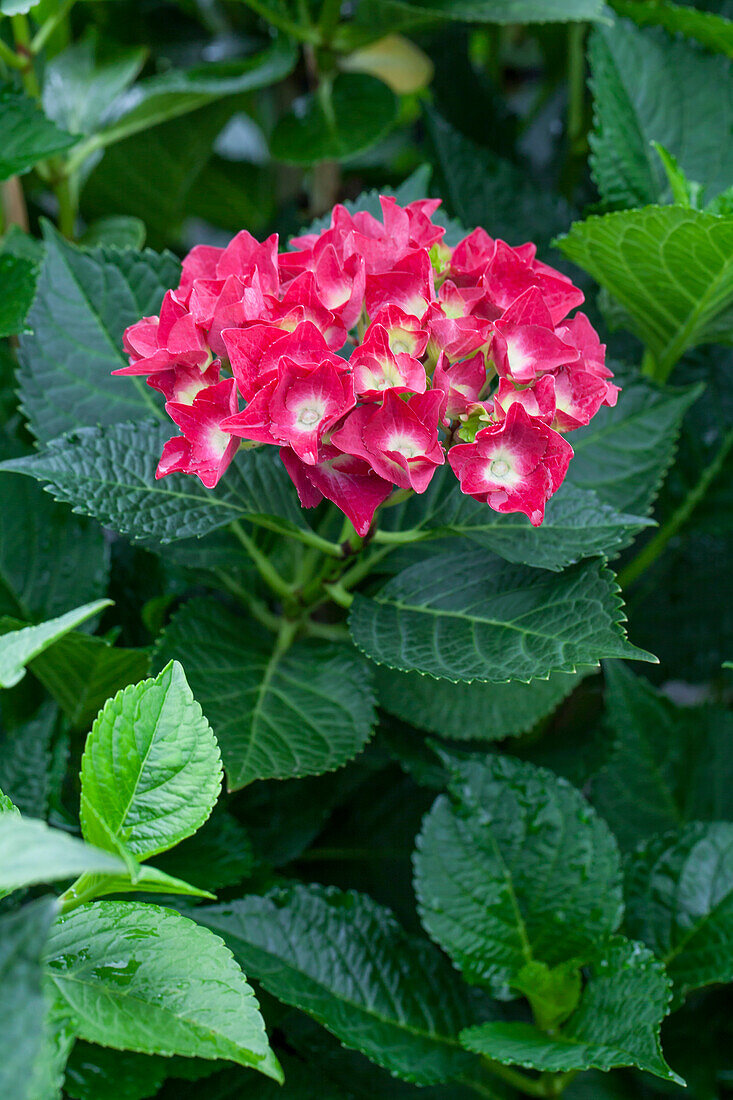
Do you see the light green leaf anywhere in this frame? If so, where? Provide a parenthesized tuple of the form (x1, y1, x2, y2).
(154, 599, 376, 789)
(0, 249, 38, 339)
(0, 422, 311, 545)
(194, 883, 478, 1085)
(350, 549, 653, 683)
(42, 38, 146, 136)
(16, 226, 180, 442)
(414, 752, 623, 997)
(271, 73, 398, 165)
(610, 1, 733, 61)
(556, 207, 733, 378)
(376, 665, 589, 740)
(79, 215, 146, 250)
(0, 83, 77, 181)
(591, 663, 733, 850)
(63, 861, 214, 905)
(44, 901, 281, 1080)
(625, 822, 733, 1005)
(0, 788, 17, 814)
(378, 0, 604, 23)
(80, 661, 222, 860)
(0, 816, 132, 896)
(461, 938, 681, 1083)
(589, 18, 733, 208)
(29, 996, 76, 1100)
(0, 599, 110, 689)
(566, 377, 702, 514)
(0, 897, 60, 1100)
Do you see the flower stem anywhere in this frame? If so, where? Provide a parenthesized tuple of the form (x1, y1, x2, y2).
(230, 520, 295, 600)
(480, 1058, 549, 1098)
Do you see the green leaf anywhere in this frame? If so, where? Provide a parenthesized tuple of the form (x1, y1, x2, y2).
(376, 0, 604, 23)
(0, 599, 111, 689)
(194, 883, 478, 1085)
(591, 663, 733, 851)
(461, 937, 681, 1083)
(610, 0, 733, 57)
(28, 632, 149, 732)
(589, 18, 733, 208)
(44, 901, 282, 1080)
(0, 788, 17, 814)
(376, 665, 589, 740)
(154, 599, 376, 789)
(155, 812, 254, 894)
(63, 861, 215, 905)
(79, 216, 147, 250)
(16, 226, 180, 443)
(566, 377, 702, 515)
(80, 661, 222, 860)
(271, 73, 398, 165)
(0, 83, 77, 181)
(0, 422, 310, 545)
(350, 549, 653, 683)
(93, 39, 298, 150)
(0, 471, 109, 623)
(414, 752, 623, 997)
(29, 996, 76, 1100)
(0, 816, 133, 896)
(0, 702, 56, 817)
(0, 897, 61, 1100)
(0, 249, 38, 339)
(64, 1044, 171, 1100)
(556, 207, 733, 378)
(625, 822, 733, 1005)
(42, 38, 147, 136)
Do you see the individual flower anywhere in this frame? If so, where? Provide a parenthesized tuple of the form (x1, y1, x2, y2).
(158, 376, 240, 489)
(350, 324, 426, 399)
(433, 351, 488, 421)
(448, 402, 573, 526)
(491, 287, 579, 384)
(117, 292, 211, 376)
(492, 375, 556, 425)
(365, 249, 435, 319)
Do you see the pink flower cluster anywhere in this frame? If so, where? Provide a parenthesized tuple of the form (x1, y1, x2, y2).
(117, 197, 618, 535)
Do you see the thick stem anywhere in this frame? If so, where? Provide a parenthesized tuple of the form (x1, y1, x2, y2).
(230, 520, 295, 600)
(54, 173, 76, 238)
(2, 176, 29, 232)
(318, 0, 343, 42)
(480, 1058, 549, 1098)
(10, 14, 40, 97)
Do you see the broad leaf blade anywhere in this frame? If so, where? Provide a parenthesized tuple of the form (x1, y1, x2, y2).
(0, 84, 77, 180)
(610, 1, 733, 58)
(0, 250, 38, 339)
(383, 0, 604, 23)
(350, 549, 653, 683)
(80, 661, 222, 860)
(45, 901, 281, 1080)
(0, 702, 56, 817)
(194, 883, 478, 1085)
(0, 599, 111, 689)
(154, 599, 376, 789)
(0, 816, 131, 895)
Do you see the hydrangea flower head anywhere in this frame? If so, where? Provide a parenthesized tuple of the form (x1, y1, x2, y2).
(118, 196, 618, 532)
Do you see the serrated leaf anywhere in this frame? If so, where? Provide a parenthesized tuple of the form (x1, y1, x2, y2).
(0, 250, 38, 339)
(350, 549, 653, 683)
(17, 227, 180, 442)
(414, 752, 623, 997)
(80, 661, 222, 860)
(0, 422, 310, 545)
(376, 665, 589, 740)
(0, 788, 17, 815)
(0, 897, 60, 1100)
(0, 816, 133, 896)
(460, 937, 680, 1083)
(0, 599, 111, 689)
(380, 0, 604, 23)
(156, 812, 254, 893)
(625, 822, 733, 1005)
(194, 883, 478, 1085)
(28, 632, 149, 732)
(271, 73, 398, 165)
(566, 377, 702, 514)
(44, 901, 281, 1080)
(0, 471, 109, 623)
(0, 83, 77, 181)
(589, 17, 733, 208)
(557, 207, 733, 378)
(154, 599, 376, 789)
(80, 216, 147, 250)
(610, 1, 733, 58)
(0, 702, 56, 817)
(591, 663, 733, 851)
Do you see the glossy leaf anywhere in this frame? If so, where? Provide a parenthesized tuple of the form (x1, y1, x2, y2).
(194, 883, 478, 1085)
(44, 901, 282, 1080)
(350, 549, 653, 683)
(461, 938, 680, 1083)
(0, 703, 56, 817)
(0, 250, 38, 339)
(80, 661, 222, 860)
(414, 752, 623, 997)
(0, 815, 132, 895)
(0, 599, 110, 689)
(384, 0, 604, 22)
(0, 83, 77, 181)
(610, 1, 733, 58)
(154, 599, 376, 789)
(42, 39, 146, 136)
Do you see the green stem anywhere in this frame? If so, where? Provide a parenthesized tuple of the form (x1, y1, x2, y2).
(10, 13, 40, 97)
(373, 526, 428, 546)
(248, 514, 342, 557)
(480, 1058, 549, 1099)
(618, 426, 733, 589)
(323, 580, 354, 608)
(238, 0, 321, 42)
(54, 173, 76, 238)
(214, 569, 281, 632)
(30, 0, 76, 54)
(58, 871, 104, 914)
(541, 1070, 579, 1096)
(318, 0, 343, 42)
(0, 35, 25, 70)
(566, 23, 586, 155)
(230, 521, 295, 600)
(459, 1077, 506, 1100)
(304, 620, 351, 642)
(338, 543, 395, 589)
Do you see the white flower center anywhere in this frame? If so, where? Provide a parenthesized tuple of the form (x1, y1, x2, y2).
(388, 434, 419, 458)
(296, 404, 324, 428)
(391, 338, 409, 355)
(490, 458, 510, 478)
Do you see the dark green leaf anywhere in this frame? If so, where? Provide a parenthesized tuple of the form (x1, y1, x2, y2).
(350, 549, 653, 683)
(0, 599, 111, 689)
(17, 226, 180, 442)
(625, 822, 733, 1004)
(0, 422, 310, 545)
(271, 73, 398, 165)
(591, 663, 733, 851)
(45, 901, 282, 1079)
(154, 599, 376, 789)
(610, 1, 733, 57)
(414, 752, 623, 996)
(80, 661, 222, 860)
(0, 83, 77, 181)
(194, 883, 478, 1085)
(156, 812, 254, 894)
(64, 1043, 169, 1100)
(0, 249, 38, 339)
(461, 937, 680, 1083)
(0, 702, 56, 817)
(379, 0, 604, 22)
